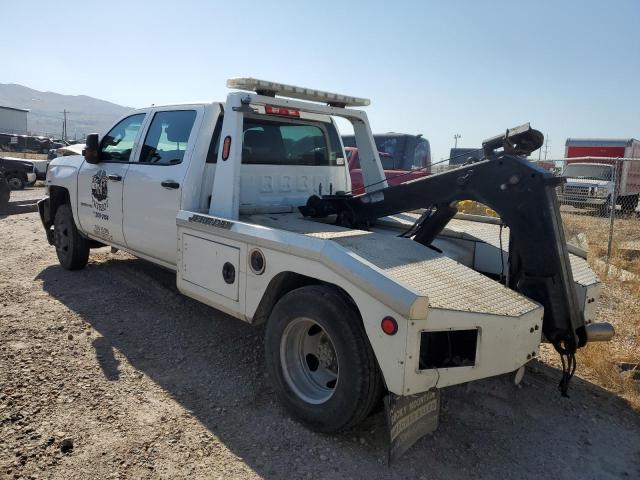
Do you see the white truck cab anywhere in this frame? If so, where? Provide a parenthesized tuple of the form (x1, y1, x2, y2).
(38, 78, 612, 454)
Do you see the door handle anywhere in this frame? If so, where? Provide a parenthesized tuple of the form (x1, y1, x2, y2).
(161, 180, 180, 189)
(107, 174, 122, 181)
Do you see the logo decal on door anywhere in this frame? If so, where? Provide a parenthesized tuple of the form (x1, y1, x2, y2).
(91, 169, 109, 212)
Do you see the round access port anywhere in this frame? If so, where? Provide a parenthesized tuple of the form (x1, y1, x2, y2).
(249, 249, 266, 275)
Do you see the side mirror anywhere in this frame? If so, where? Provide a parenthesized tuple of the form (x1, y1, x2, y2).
(83, 133, 100, 164)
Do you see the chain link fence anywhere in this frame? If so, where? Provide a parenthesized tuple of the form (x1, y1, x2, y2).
(535, 158, 640, 277)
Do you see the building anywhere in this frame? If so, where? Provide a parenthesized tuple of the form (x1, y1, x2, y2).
(0, 105, 29, 134)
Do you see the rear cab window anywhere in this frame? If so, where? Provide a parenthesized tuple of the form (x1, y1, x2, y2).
(241, 115, 344, 166)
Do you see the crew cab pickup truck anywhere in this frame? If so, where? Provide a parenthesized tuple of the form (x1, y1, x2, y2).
(38, 78, 612, 452)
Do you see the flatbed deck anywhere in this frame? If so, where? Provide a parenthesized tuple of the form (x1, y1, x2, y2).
(378, 212, 598, 288)
(242, 212, 539, 317)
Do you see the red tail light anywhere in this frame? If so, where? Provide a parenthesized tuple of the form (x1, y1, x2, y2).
(222, 136, 231, 160)
(381, 316, 398, 336)
(265, 105, 300, 118)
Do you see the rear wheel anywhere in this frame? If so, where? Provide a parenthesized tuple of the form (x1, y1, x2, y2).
(54, 203, 89, 270)
(265, 285, 382, 433)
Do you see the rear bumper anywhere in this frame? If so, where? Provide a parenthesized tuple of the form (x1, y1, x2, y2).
(558, 195, 607, 207)
(37, 197, 54, 245)
(402, 306, 543, 395)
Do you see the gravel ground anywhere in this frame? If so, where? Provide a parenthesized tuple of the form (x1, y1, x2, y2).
(1, 187, 639, 480)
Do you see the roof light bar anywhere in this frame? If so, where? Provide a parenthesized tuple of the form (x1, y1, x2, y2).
(226, 77, 370, 108)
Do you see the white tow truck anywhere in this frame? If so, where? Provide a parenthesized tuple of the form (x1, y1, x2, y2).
(38, 78, 613, 456)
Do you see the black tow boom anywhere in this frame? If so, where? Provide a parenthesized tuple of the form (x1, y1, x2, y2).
(301, 124, 587, 371)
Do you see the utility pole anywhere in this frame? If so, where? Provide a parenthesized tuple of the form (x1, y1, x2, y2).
(543, 135, 550, 161)
(61, 109, 68, 142)
(538, 133, 544, 161)
(453, 133, 461, 149)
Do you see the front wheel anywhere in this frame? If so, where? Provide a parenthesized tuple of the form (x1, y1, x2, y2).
(265, 285, 382, 433)
(596, 196, 611, 217)
(621, 194, 639, 214)
(6, 174, 25, 190)
(54, 203, 90, 270)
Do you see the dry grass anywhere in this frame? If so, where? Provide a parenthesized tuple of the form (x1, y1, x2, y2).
(562, 209, 640, 408)
(458, 202, 640, 406)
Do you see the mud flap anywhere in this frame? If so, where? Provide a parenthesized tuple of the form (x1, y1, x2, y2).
(385, 389, 440, 463)
(37, 198, 54, 245)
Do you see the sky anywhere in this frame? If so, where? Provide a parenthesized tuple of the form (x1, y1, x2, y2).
(2, 0, 639, 161)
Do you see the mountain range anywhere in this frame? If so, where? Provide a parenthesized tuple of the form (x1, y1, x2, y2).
(0, 83, 131, 140)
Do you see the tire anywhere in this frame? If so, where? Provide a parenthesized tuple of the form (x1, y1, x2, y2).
(265, 285, 382, 433)
(596, 196, 611, 217)
(621, 194, 639, 214)
(53, 203, 90, 270)
(6, 174, 25, 190)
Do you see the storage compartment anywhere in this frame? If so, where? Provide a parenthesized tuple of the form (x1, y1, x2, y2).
(419, 329, 478, 369)
(181, 234, 240, 300)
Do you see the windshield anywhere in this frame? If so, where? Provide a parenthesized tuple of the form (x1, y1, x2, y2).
(563, 164, 612, 180)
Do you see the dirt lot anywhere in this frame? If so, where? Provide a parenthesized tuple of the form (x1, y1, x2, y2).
(1, 187, 640, 480)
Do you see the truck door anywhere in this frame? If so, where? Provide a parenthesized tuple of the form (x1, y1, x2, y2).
(122, 107, 201, 266)
(77, 113, 147, 246)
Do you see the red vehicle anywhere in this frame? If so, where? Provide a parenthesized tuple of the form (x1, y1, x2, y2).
(345, 147, 428, 195)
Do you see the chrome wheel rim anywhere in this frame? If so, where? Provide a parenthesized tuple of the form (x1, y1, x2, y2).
(280, 317, 338, 404)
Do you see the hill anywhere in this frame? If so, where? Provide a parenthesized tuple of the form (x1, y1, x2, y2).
(0, 83, 132, 140)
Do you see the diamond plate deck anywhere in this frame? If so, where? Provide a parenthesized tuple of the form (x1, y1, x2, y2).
(382, 213, 598, 287)
(244, 213, 539, 317)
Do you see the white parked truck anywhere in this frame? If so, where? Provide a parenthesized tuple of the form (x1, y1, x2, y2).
(559, 139, 640, 214)
(558, 158, 640, 214)
(38, 78, 613, 453)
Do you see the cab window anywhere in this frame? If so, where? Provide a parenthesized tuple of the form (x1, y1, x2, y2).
(242, 117, 333, 166)
(100, 114, 146, 162)
(413, 138, 430, 168)
(139, 110, 197, 165)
